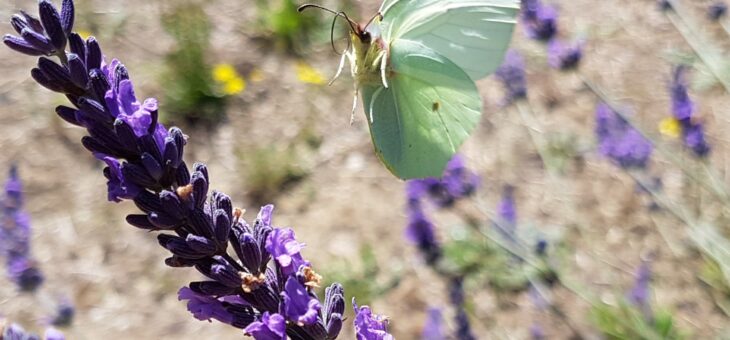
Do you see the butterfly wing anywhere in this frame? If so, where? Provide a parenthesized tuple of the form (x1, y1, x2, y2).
(361, 39, 481, 179)
(381, 0, 519, 81)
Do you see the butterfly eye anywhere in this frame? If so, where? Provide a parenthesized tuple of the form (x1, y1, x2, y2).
(360, 31, 372, 44)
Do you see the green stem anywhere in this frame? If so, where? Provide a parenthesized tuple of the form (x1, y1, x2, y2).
(664, 0, 730, 93)
(515, 100, 555, 175)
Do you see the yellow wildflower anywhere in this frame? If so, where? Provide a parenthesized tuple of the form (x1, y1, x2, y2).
(295, 61, 326, 85)
(223, 76, 246, 95)
(659, 117, 681, 138)
(213, 64, 239, 83)
(212, 64, 246, 95)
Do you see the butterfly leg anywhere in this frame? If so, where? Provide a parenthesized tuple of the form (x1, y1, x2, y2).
(328, 52, 347, 86)
(350, 87, 359, 125)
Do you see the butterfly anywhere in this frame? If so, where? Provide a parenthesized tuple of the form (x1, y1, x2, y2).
(300, 0, 519, 179)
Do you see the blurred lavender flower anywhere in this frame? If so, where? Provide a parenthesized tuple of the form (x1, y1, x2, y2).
(244, 312, 287, 340)
(658, 0, 672, 11)
(520, 0, 558, 41)
(709, 2, 728, 21)
(495, 50, 528, 104)
(50, 300, 75, 327)
(1, 166, 44, 291)
(2, 323, 39, 340)
(404, 192, 441, 265)
(0, 322, 64, 340)
(530, 323, 545, 340)
(421, 307, 444, 340)
(595, 103, 653, 169)
(669, 66, 711, 157)
(407, 155, 479, 209)
(353, 299, 394, 340)
(3, 1, 364, 338)
(496, 185, 517, 241)
(44, 328, 65, 340)
(628, 262, 653, 321)
(547, 39, 583, 70)
(449, 277, 475, 340)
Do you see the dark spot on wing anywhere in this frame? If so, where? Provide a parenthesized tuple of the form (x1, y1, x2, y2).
(432, 101, 440, 111)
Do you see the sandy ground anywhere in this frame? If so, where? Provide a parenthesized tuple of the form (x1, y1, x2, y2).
(1, 0, 730, 338)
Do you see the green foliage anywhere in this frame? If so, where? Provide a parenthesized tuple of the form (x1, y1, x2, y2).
(322, 246, 401, 305)
(441, 227, 548, 292)
(243, 145, 309, 206)
(544, 132, 584, 174)
(160, 1, 226, 126)
(699, 256, 730, 316)
(592, 300, 685, 340)
(254, 0, 322, 53)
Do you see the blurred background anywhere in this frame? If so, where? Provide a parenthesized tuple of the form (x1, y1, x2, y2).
(2, 0, 730, 338)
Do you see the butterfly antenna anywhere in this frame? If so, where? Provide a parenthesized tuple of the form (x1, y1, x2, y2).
(363, 12, 383, 30)
(298, 4, 358, 33)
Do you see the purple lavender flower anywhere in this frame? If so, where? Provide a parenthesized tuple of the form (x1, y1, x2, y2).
(353, 299, 394, 340)
(407, 155, 479, 209)
(280, 276, 321, 326)
(4, 1, 351, 338)
(178, 286, 238, 326)
(497, 185, 517, 240)
(658, 0, 672, 11)
(709, 2, 728, 21)
(266, 227, 310, 277)
(50, 299, 75, 327)
(669, 66, 711, 157)
(495, 50, 527, 104)
(2, 323, 39, 340)
(547, 39, 583, 70)
(595, 104, 653, 169)
(322, 283, 345, 338)
(421, 307, 444, 340)
(449, 277, 476, 340)
(244, 312, 287, 340)
(44, 328, 65, 340)
(628, 262, 653, 322)
(670, 66, 695, 121)
(2, 0, 73, 57)
(404, 196, 440, 265)
(1, 166, 44, 291)
(521, 0, 558, 41)
(530, 323, 545, 340)
(629, 263, 651, 308)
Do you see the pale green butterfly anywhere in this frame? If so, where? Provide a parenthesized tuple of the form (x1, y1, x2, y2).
(300, 0, 519, 179)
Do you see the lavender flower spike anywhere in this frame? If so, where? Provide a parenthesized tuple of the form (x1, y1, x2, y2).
(5, 0, 354, 338)
(421, 308, 444, 340)
(407, 154, 479, 209)
(1, 166, 44, 291)
(709, 2, 728, 21)
(668, 66, 711, 157)
(595, 103, 653, 169)
(495, 50, 528, 104)
(520, 0, 558, 41)
(3, 0, 74, 57)
(404, 190, 440, 265)
(547, 39, 583, 71)
(353, 299, 394, 340)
